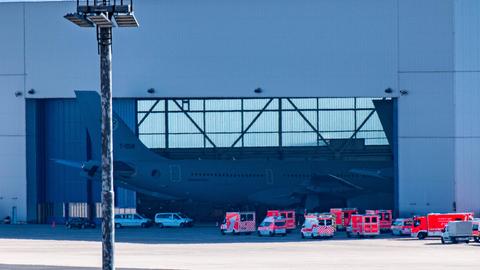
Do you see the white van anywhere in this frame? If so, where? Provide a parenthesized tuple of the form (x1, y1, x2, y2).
(154, 212, 194, 228)
(114, 213, 152, 228)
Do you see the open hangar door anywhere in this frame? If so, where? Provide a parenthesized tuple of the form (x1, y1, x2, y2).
(134, 97, 396, 221)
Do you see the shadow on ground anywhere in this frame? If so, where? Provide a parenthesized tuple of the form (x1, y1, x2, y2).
(0, 224, 417, 245)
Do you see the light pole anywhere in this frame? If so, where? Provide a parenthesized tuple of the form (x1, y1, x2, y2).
(64, 1, 138, 269)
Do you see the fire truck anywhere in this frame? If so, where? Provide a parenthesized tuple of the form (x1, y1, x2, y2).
(301, 213, 335, 239)
(411, 212, 473, 239)
(346, 214, 380, 238)
(330, 208, 358, 231)
(266, 210, 296, 230)
(220, 212, 256, 235)
(257, 216, 287, 237)
(366, 210, 392, 232)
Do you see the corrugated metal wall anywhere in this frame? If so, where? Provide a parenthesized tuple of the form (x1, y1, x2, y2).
(28, 98, 137, 223)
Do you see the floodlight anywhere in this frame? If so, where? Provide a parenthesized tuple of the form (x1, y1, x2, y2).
(114, 13, 139, 27)
(64, 13, 94, 27)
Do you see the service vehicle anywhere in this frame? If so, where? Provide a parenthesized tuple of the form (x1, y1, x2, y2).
(266, 210, 296, 230)
(411, 212, 473, 239)
(154, 212, 194, 228)
(346, 214, 380, 238)
(301, 213, 335, 239)
(220, 211, 256, 235)
(330, 208, 358, 230)
(65, 217, 96, 229)
(257, 216, 287, 237)
(472, 219, 480, 242)
(366, 209, 392, 232)
(391, 218, 413, 236)
(114, 213, 152, 228)
(440, 221, 473, 244)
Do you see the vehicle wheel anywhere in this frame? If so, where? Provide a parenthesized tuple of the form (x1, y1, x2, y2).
(451, 237, 457, 244)
(115, 223, 121, 229)
(269, 231, 274, 237)
(157, 223, 164, 228)
(465, 240, 470, 244)
(220, 229, 225, 235)
(258, 231, 262, 237)
(179, 223, 185, 228)
(141, 223, 147, 228)
(301, 232, 305, 239)
(474, 237, 480, 243)
(246, 232, 252, 235)
(346, 232, 351, 238)
(66, 224, 71, 229)
(417, 232, 427, 240)
(441, 237, 445, 244)
(81, 224, 86, 229)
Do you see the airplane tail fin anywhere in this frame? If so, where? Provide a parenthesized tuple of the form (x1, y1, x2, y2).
(75, 91, 167, 161)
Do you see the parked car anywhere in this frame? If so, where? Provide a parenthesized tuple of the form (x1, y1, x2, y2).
(391, 218, 413, 236)
(114, 213, 152, 228)
(154, 212, 194, 228)
(66, 217, 96, 229)
(257, 216, 287, 237)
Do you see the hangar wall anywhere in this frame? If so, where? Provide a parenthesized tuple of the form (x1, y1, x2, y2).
(0, 0, 479, 221)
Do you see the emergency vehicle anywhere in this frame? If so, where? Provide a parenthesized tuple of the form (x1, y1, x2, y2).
(472, 218, 480, 242)
(266, 210, 296, 230)
(330, 208, 358, 230)
(220, 212, 256, 235)
(346, 214, 380, 238)
(301, 213, 335, 239)
(366, 209, 392, 232)
(391, 218, 413, 236)
(411, 212, 473, 239)
(257, 216, 287, 237)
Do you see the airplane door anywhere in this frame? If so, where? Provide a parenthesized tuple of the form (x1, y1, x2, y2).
(170, 165, 181, 182)
(266, 169, 274, 185)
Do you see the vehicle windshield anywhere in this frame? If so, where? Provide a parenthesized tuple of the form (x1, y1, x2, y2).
(413, 219, 421, 227)
(275, 222, 286, 226)
(393, 220, 403, 226)
(260, 221, 272, 227)
(177, 213, 188, 218)
(473, 224, 479, 231)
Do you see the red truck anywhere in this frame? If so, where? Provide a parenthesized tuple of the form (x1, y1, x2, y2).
(266, 210, 296, 230)
(366, 209, 392, 232)
(346, 214, 380, 238)
(330, 208, 358, 231)
(411, 213, 473, 239)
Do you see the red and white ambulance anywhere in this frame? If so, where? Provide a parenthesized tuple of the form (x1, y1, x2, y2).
(266, 210, 296, 230)
(366, 209, 392, 232)
(220, 211, 256, 235)
(330, 208, 358, 231)
(346, 214, 380, 238)
(301, 213, 335, 239)
(391, 218, 413, 236)
(472, 218, 480, 242)
(257, 216, 287, 237)
(411, 212, 473, 239)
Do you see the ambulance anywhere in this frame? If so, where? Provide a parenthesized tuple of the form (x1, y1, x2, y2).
(346, 214, 380, 238)
(266, 210, 296, 230)
(390, 218, 413, 236)
(330, 208, 358, 231)
(220, 211, 256, 235)
(411, 212, 473, 239)
(301, 213, 335, 239)
(257, 216, 287, 237)
(366, 209, 392, 232)
(472, 219, 480, 242)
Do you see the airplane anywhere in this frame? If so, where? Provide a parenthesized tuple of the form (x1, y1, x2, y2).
(56, 91, 393, 211)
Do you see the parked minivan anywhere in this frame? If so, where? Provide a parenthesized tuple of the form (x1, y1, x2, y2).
(154, 212, 194, 228)
(114, 213, 152, 228)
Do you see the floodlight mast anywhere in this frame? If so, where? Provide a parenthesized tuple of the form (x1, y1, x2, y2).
(64, 1, 138, 270)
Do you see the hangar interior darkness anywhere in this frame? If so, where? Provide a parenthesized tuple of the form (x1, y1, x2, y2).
(26, 97, 394, 223)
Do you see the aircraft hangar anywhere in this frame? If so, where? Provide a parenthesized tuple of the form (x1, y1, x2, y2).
(0, 0, 479, 223)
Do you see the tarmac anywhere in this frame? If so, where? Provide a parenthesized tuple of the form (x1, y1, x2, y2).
(0, 224, 478, 270)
